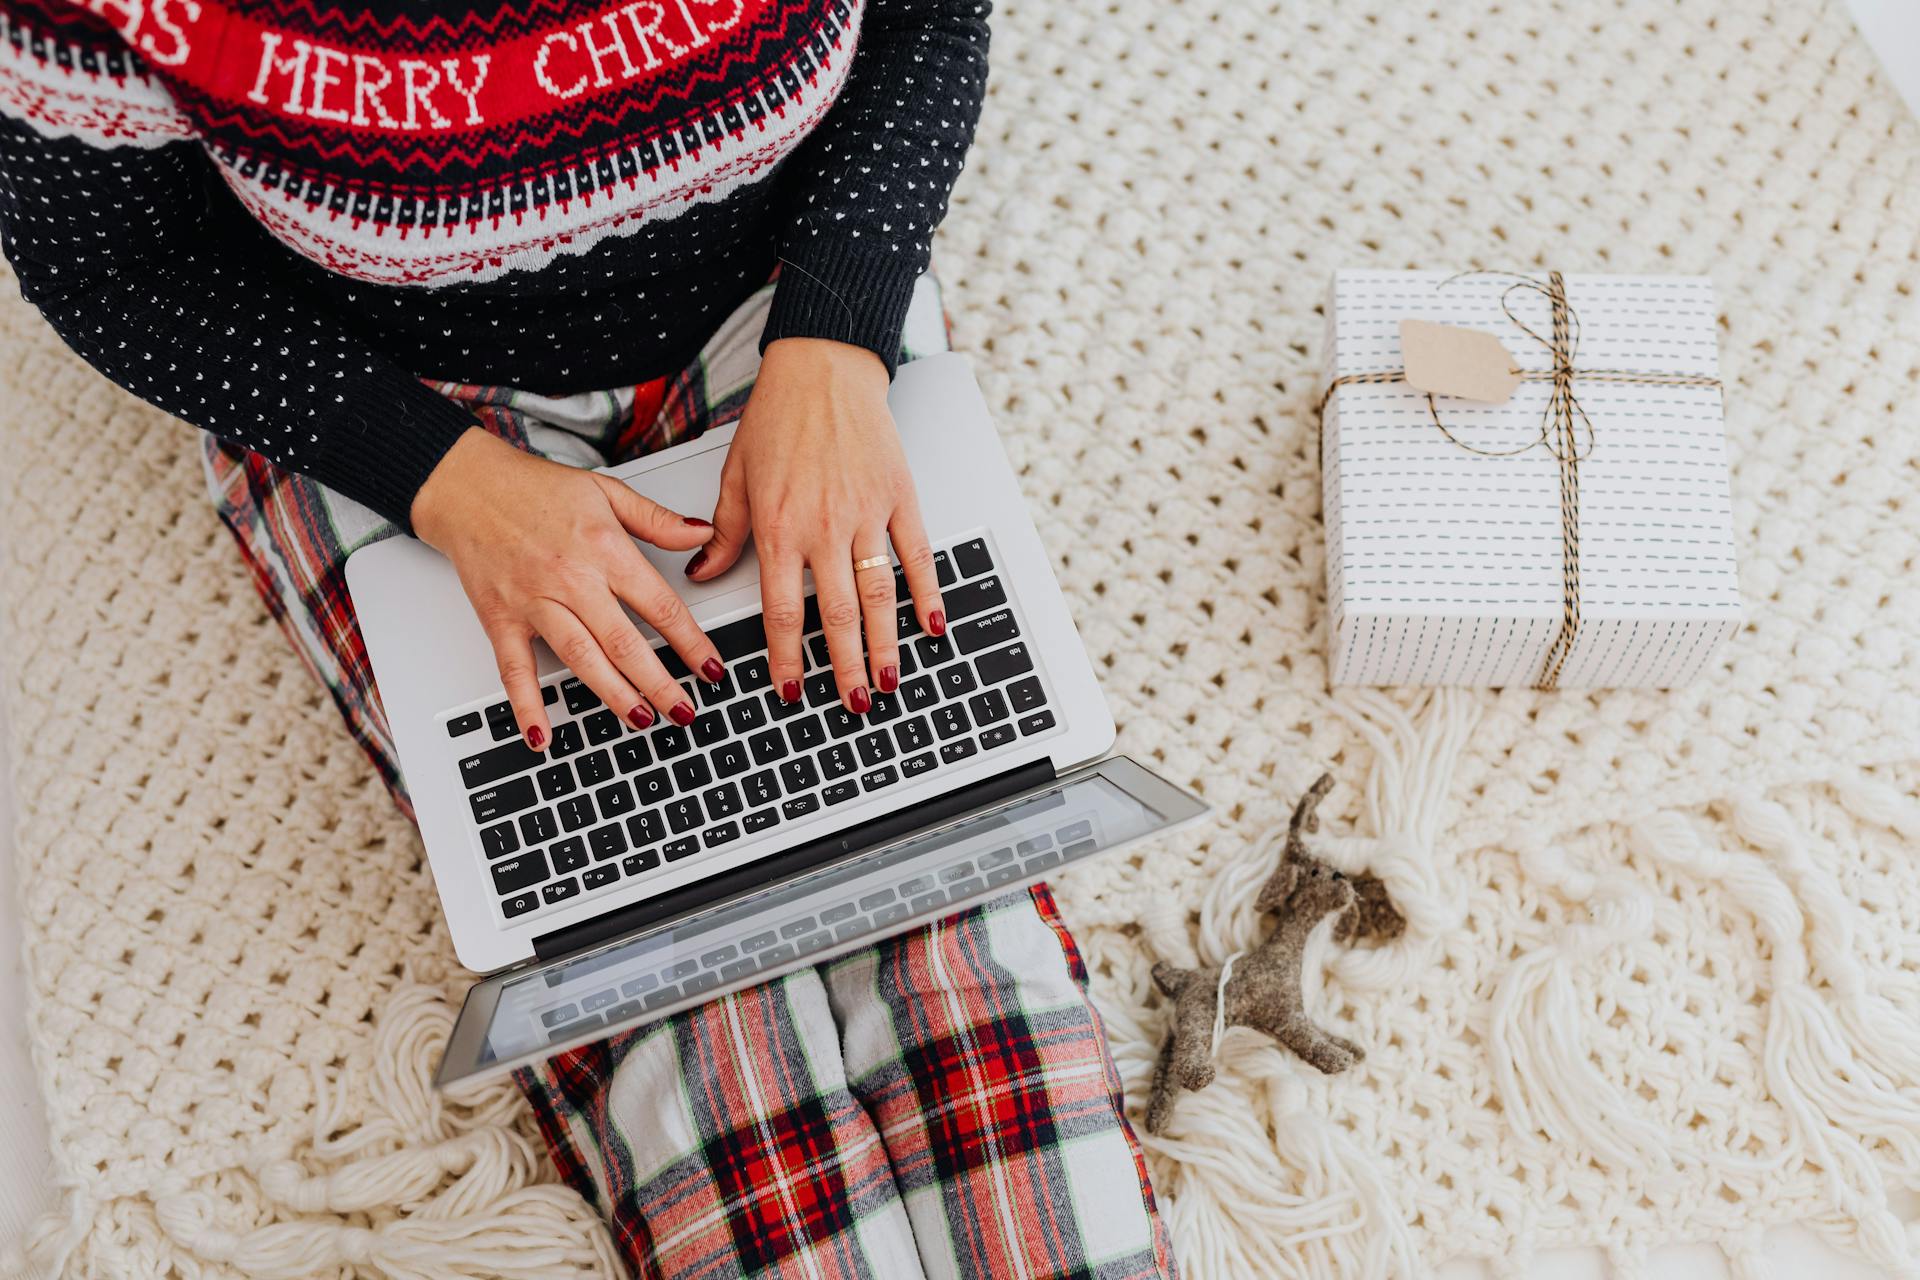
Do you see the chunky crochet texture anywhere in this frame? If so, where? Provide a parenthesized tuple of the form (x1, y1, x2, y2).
(5, 0, 1920, 1275)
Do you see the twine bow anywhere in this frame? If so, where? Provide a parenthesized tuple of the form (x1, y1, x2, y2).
(1317, 270, 1722, 690)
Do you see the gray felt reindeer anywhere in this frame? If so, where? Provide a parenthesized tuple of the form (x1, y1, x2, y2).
(1145, 773, 1405, 1134)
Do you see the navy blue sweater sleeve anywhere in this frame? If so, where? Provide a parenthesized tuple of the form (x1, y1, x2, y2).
(0, 118, 475, 531)
(761, 0, 990, 374)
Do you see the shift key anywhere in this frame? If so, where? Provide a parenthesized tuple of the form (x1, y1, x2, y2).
(942, 575, 1007, 622)
(470, 776, 538, 824)
(460, 739, 544, 788)
(955, 608, 1019, 654)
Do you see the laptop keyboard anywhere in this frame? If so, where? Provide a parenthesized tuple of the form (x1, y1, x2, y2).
(444, 534, 1057, 924)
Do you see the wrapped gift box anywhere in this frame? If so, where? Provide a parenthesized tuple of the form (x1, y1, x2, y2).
(1319, 270, 1741, 688)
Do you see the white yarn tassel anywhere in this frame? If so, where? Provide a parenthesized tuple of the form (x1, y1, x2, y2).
(3, 1182, 96, 1280)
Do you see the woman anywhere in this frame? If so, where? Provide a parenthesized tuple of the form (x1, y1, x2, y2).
(0, 0, 1177, 1274)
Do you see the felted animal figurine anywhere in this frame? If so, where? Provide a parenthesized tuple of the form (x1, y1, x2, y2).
(1145, 773, 1404, 1134)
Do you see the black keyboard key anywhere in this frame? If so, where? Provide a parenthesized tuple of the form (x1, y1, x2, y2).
(862, 766, 899, 792)
(692, 711, 728, 748)
(699, 671, 737, 707)
(940, 739, 979, 765)
(542, 878, 580, 905)
(664, 836, 699, 861)
(1007, 677, 1046, 714)
(703, 821, 741, 848)
(550, 721, 585, 758)
(823, 780, 859, 807)
(652, 725, 691, 759)
(821, 743, 857, 779)
(519, 807, 558, 845)
(665, 796, 705, 833)
(901, 751, 937, 778)
(712, 741, 751, 778)
(743, 769, 780, 808)
(934, 549, 956, 587)
(744, 808, 778, 834)
(596, 780, 637, 819)
(867, 690, 903, 724)
(953, 537, 993, 579)
(613, 738, 652, 773)
(502, 891, 539, 918)
(767, 689, 807, 721)
(898, 646, 918, 678)
(584, 709, 623, 745)
(486, 700, 513, 724)
(1018, 710, 1056, 736)
(895, 716, 933, 754)
(561, 679, 600, 715)
(553, 835, 592, 872)
(902, 675, 939, 713)
(558, 795, 596, 831)
(969, 688, 1010, 726)
(728, 698, 767, 735)
(804, 671, 838, 707)
(447, 711, 483, 738)
(788, 715, 827, 752)
(543, 684, 560, 706)
(710, 614, 768, 660)
(895, 602, 921, 640)
(943, 575, 1007, 622)
(470, 777, 538, 824)
(460, 740, 543, 789)
(656, 648, 690, 681)
(587, 825, 626, 861)
(783, 793, 821, 820)
(537, 762, 576, 800)
(622, 848, 660, 876)
(914, 635, 956, 669)
(980, 724, 1017, 751)
(576, 749, 614, 787)
(672, 755, 713, 791)
(632, 767, 672, 807)
(491, 850, 547, 894)
(807, 635, 832, 670)
(704, 782, 744, 820)
(627, 809, 666, 849)
(750, 728, 788, 766)
(932, 704, 972, 740)
(955, 610, 1019, 655)
(479, 822, 519, 858)
(824, 704, 862, 739)
(975, 642, 1034, 686)
(780, 757, 820, 794)
(856, 730, 895, 767)
(487, 700, 517, 740)
(937, 663, 978, 700)
(736, 655, 772, 693)
(583, 864, 620, 892)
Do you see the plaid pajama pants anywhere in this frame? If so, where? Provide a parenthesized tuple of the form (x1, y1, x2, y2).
(201, 275, 1177, 1280)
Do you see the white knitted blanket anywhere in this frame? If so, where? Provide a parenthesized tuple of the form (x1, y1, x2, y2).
(5, 0, 1920, 1275)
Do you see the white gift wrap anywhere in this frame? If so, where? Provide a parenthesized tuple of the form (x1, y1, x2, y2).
(1320, 270, 1741, 688)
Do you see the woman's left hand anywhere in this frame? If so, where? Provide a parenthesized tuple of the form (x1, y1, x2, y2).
(688, 337, 947, 714)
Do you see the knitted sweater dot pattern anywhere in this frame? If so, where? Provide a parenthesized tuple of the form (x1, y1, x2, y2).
(0, 0, 990, 527)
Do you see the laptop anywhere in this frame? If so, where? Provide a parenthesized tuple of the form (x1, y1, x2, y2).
(345, 353, 1209, 1088)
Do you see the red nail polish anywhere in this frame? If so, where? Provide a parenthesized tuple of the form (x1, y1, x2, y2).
(628, 704, 654, 730)
(670, 702, 696, 726)
(929, 611, 947, 637)
(683, 516, 712, 528)
(848, 686, 871, 714)
(684, 549, 708, 579)
(781, 679, 802, 703)
(879, 665, 899, 693)
(701, 657, 725, 683)
(526, 725, 546, 751)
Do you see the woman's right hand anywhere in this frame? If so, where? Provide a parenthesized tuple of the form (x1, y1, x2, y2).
(410, 428, 724, 751)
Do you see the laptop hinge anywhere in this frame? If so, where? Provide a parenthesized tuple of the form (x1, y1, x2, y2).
(531, 758, 1058, 963)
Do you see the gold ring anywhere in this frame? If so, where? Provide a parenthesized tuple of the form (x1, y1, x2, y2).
(852, 555, 893, 573)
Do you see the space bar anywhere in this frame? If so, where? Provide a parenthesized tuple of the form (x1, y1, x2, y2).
(707, 614, 769, 661)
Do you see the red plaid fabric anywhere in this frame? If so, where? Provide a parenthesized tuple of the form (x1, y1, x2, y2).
(200, 275, 1173, 1278)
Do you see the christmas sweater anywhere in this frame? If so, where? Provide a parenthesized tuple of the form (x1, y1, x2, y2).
(0, 0, 989, 526)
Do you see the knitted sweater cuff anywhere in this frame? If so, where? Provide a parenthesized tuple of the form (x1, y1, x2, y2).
(761, 252, 921, 378)
(341, 388, 479, 534)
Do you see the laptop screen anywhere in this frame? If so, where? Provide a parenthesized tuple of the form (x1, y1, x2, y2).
(437, 756, 1206, 1088)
